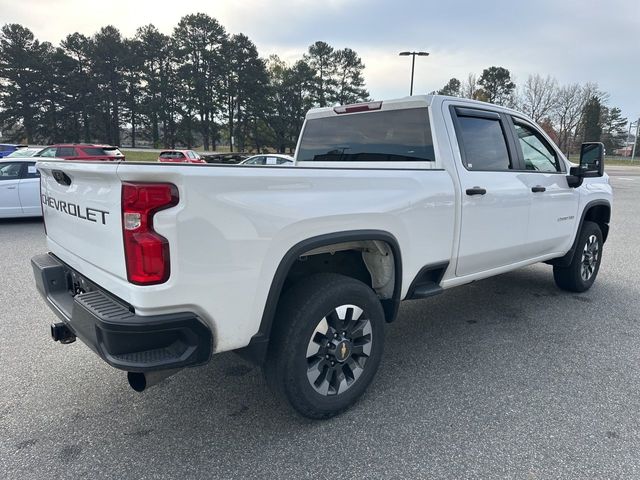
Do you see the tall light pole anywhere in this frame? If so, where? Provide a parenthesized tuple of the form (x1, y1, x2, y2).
(399, 51, 429, 96)
(632, 118, 640, 161)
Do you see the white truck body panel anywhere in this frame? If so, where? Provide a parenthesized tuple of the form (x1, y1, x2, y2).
(0, 176, 21, 216)
(39, 161, 127, 279)
(39, 162, 456, 352)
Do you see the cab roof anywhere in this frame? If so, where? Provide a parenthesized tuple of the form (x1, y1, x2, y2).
(305, 94, 523, 120)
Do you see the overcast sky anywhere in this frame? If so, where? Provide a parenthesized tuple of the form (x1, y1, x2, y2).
(1, 0, 638, 121)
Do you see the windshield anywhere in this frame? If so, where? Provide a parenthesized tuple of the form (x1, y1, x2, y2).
(297, 107, 435, 162)
(6, 148, 40, 158)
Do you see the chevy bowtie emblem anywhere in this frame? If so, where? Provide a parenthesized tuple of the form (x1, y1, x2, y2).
(340, 342, 347, 359)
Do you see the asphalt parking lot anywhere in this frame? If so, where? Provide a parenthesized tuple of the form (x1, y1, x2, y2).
(1, 167, 639, 479)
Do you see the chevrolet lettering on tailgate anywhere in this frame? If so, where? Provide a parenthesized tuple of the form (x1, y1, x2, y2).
(41, 194, 109, 225)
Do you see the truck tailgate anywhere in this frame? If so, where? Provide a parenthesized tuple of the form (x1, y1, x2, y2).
(38, 161, 127, 279)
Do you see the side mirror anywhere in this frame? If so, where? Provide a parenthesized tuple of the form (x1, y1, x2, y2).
(567, 142, 605, 188)
(578, 142, 605, 177)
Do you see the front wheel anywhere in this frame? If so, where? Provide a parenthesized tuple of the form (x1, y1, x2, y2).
(553, 221, 603, 293)
(264, 273, 385, 419)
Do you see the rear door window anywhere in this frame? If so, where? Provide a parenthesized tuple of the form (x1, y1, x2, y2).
(246, 157, 265, 165)
(57, 147, 77, 157)
(297, 107, 435, 162)
(23, 162, 40, 178)
(454, 109, 512, 171)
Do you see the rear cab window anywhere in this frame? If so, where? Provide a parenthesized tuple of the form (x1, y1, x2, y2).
(297, 107, 435, 164)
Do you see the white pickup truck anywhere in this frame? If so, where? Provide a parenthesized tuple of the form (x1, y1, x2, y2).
(32, 95, 612, 419)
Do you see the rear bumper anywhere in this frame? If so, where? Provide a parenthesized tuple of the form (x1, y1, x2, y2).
(31, 253, 212, 372)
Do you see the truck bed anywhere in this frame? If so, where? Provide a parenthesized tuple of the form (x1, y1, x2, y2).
(38, 160, 456, 352)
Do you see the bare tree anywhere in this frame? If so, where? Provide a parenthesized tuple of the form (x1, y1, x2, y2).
(553, 83, 584, 154)
(569, 82, 608, 151)
(461, 73, 478, 99)
(520, 74, 557, 123)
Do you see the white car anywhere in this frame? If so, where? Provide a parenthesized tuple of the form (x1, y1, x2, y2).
(0, 158, 41, 218)
(240, 154, 294, 166)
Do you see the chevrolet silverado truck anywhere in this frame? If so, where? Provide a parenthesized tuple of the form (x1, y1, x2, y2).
(32, 95, 612, 419)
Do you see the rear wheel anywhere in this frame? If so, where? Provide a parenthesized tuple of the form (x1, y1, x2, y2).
(553, 221, 603, 293)
(264, 273, 385, 419)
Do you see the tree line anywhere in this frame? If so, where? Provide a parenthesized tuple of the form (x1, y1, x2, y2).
(0, 14, 369, 152)
(1, 18, 633, 156)
(436, 67, 631, 155)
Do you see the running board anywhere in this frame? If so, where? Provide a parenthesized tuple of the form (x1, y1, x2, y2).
(409, 282, 443, 299)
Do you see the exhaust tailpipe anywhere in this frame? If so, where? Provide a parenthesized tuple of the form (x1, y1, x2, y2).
(127, 369, 182, 392)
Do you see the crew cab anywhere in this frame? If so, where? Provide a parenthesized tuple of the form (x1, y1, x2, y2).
(31, 95, 612, 419)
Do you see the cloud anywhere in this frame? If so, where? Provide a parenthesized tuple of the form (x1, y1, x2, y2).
(0, 0, 638, 119)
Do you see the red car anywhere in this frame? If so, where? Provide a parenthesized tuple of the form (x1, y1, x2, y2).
(35, 144, 125, 161)
(157, 150, 206, 163)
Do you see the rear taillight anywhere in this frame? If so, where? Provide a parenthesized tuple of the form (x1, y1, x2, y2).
(40, 177, 46, 234)
(121, 182, 178, 285)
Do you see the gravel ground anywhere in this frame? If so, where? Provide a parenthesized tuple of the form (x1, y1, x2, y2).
(0, 168, 638, 479)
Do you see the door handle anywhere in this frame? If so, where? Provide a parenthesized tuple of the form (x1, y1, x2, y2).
(465, 187, 487, 196)
(7, 186, 17, 190)
(531, 186, 546, 193)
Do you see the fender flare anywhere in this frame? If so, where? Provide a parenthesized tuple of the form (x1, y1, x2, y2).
(548, 199, 611, 267)
(236, 230, 403, 364)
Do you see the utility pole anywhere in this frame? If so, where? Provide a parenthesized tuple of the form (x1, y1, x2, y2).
(399, 51, 429, 96)
(632, 118, 639, 160)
